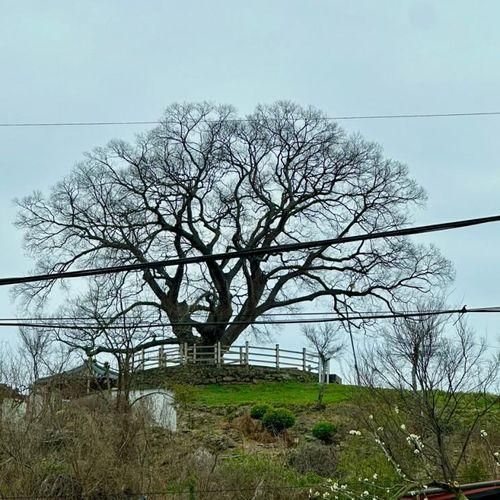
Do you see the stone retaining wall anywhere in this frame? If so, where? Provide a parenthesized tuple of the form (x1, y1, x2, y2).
(135, 364, 316, 387)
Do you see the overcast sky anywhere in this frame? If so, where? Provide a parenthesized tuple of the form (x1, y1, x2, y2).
(0, 1, 499, 371)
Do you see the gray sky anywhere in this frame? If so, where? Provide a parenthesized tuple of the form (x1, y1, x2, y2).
(0, 1, 499, 366)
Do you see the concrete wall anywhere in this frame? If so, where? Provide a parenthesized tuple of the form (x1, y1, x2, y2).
(128, 389, 177, 432)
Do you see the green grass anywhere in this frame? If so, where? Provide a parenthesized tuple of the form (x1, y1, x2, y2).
(189, 381, 360, 407)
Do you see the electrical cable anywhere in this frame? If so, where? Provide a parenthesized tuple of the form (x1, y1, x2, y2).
(1, 306, 500, 330)
(1, 214, 499, 286)
(0, 483, 322, 499)
(0, 306, 485, 322)
(2, 110, 500, 128)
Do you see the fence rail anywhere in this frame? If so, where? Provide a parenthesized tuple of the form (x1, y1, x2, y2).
(131, 342, 321, 374)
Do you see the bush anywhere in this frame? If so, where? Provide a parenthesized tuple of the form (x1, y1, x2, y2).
(250, 404, 271, 420)
(288, 442, 339, 477)
(312, 422, 337, 444)
(262, 408, 296, 434)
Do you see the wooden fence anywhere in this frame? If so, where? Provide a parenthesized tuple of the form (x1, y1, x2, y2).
(131, 342, 321, 374)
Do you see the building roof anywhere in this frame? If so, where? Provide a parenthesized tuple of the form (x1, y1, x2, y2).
(0, 383, 25, 401)
(401, 480, 500, 499)
(35, 361, 119, 385)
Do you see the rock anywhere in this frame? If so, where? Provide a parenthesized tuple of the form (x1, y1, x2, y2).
(39, 474, 83, 499)
(203, 434, 237, 451)
(192, 446, 216, 472)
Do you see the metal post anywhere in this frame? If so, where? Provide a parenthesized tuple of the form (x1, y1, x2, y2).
(245, 341, 249, 366)
(159, 346, 164, 368)
(275, 344, 280, 369)
(216, 341, 222, 365)
(302, 347, 307, 371)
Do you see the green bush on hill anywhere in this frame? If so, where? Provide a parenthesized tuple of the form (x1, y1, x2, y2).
(250, 404, 271, 420)
(312, 422, 337, 444)
(262, 408, 296, 434)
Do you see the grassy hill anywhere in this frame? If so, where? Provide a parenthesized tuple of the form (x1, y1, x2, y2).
(187, 381, 359, 407)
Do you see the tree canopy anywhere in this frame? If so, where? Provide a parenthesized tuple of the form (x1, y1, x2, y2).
(16, 102, 452, 346)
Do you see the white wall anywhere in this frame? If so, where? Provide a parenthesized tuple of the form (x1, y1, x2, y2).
(128, 389, 177, 432)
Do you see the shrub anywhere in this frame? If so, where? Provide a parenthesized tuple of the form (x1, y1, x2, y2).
(288, 442, 339, 477)
(262, 408, 296, 434)
(312, 422, 337, 444)
(250, 404, 271, 420)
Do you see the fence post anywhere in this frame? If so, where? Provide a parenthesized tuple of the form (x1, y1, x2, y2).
(275, 344, 280, 369)
(159, 346, 164, 368)
(192, 344, 197, 364)
(302, 348, 307, 371)
(141, 349, 145, 369)
(183, 343, 188, 365)
(245, 341, 249, 366)
(216, 341, 222, 365)
(239, 345, 243, 365)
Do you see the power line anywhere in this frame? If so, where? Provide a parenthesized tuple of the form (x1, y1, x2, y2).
(1, 214, 500, 287)
(0, 483, 322, 500)
(2, 110, 500, 128)
(0, 307, 472, 321)
(1, 306, 500, 330)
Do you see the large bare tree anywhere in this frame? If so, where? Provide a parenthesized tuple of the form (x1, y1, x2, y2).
(16, 102, 451, 346)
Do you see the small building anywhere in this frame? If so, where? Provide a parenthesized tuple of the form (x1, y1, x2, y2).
(30, 361, 176, 431)
(34, 360, 119, 400)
